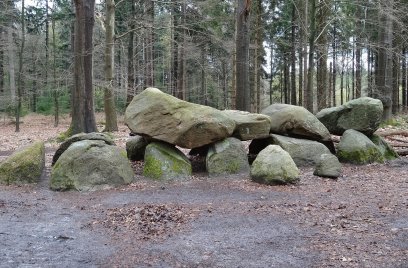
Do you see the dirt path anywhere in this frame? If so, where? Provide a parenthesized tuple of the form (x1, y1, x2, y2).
(1, 115, 408, 267)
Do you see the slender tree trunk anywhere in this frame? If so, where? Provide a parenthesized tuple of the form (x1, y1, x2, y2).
(0, 28, 4, 94)
(16, 0, 25, 132)
(235, 0, 251, 111)
(316, 0, 329, 111)
(392, 33, 400, 114)
(306, 0, 316, 112)
(269, 43, 274, 105)
(103, 0, 118, 131)
(254, 0, 262, 112)
(302, 0, 309, 108)
(290, 2, 297, 105)
(176, 1, 185, 100)
(355, 22, 362, 98)
(171, 1, 179, 97)
(8, 27, 16, 102)
(126, 0, 135, 105)
(52, 17, 59, 127)
(144, 0, 154, 88)
(201, 46, 207, 105)
(376, 0, 394, 120)
(402, 47, 407, 111)
(332, 21, 337, 107)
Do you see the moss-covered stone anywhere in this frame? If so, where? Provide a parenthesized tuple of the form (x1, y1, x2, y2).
(143, 142, 192, 180)
(0, 141, 45, 185)
(250, 145, 299, 185)
(370, 134, 399, 161)
(337, 129, 384, 165)
(206, 137, 250, 176)
(50, 140, 134, 191)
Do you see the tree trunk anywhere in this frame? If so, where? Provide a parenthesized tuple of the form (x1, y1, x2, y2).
(176, 1, 185, 100)
(376, 0, 394, 120)
(254, 0, 263, 112)
(235, 0, 251, 111)
(306, 0, 316, 112)
(316, 0, 329, 111)
(355, 10, 362, 99)
(144, 0, 154, 88)
(402, 47, 407, 111)
(392, 32, 400, 115)
(8, 26, 16, 103)
(171, 1, 179, 97)
(16, 0, 25, 132)
(0, 28, 4, 94)
(103, 0, 118, 131)
(290, 2, 297, 105)
(126, 0, 135, 105)
(52, 17, 59, 127)
(71, 0, 97, 134)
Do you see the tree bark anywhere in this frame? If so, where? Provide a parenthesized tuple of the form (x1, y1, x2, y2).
(71, 0, 97, 134)
(290, 2, 297, 105)
(144, 0, 154, 88)
(402, 47, 407, 111)
(16, 0, 25, 132)
(235, 0, 251, 111)
(103, 0, 118, 131)
(306, 0, 316, 112)
(126, 0, 135, 105)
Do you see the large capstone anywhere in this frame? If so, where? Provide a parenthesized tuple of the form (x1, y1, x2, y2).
(261, 103, 334, 152)
(221, 110, 271, 140)
(316, 97, 383, 136)
(52, 132, 115, 165)
(143, 142, 192, 180)
(50, 140, 134, 191)
(206, 137, 250, 176)
(125, 88, 235, 148)
(337, 129, 384, 165)
(250, 145, 299, 185)
(0, 141, 45, 185)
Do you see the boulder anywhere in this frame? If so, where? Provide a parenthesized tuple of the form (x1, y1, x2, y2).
(250, 145, 299, 185)
(261, 103, 334, 152)
(52, 132, 114, 165)
(316, 97, 383, 136)
(270, 134, 332, 167)
(313, 154, 342, 179)
(221, 110, 271, 140)
(126, 135, 149, 161)
(125, 88, 235, 148)
(50, 140, 134, 191)
(143, 142, 192, 180)
(337, 129, 384, 165)
(0, 141, 45, 185)
(370, 134, 399, 161)
(206, 137, 250, 176)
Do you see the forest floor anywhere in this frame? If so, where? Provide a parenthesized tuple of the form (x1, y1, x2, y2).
(0, 113, 407, 267)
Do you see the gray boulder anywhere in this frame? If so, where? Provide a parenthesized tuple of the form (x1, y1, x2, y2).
(206, 137, 250, 176)
(313, 154, 342, 178)
(52, 132, 114, 165)
(270, 134, 332, 167)
(126, 135, 149, 161)
(143, 142, 192, 180)
(0, 141, 45, 185)
(250, 145, 299, 185)
(125, 88, 235, 149)
(337, 129, 384, 165)
(50, 140, 134, 191)
(261, 103, 334, 152)
(370, 134, 399, 161)
(316, 97, 383, 136)
(221, 110, 271, 140)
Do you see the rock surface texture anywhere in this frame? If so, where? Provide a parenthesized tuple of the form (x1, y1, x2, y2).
(125, 88, 235, 148)
(143, 142, 192, 180)
(126, 135, 149, 161)
(51, 140, 134, 191)
(206, 137, 250, 176)
(316, 97, 383, 136)
(313, 154, 342, 178)
(0, 141, 45, 185)
(261, 103, 333, 150)
(52, 132, 115, 165)
(337, 129, 384, 165)
(250, 145, 299, 185)
(221, 110, 271, 141)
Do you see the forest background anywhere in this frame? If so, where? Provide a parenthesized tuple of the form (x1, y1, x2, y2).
(0, 0, 407, 133)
